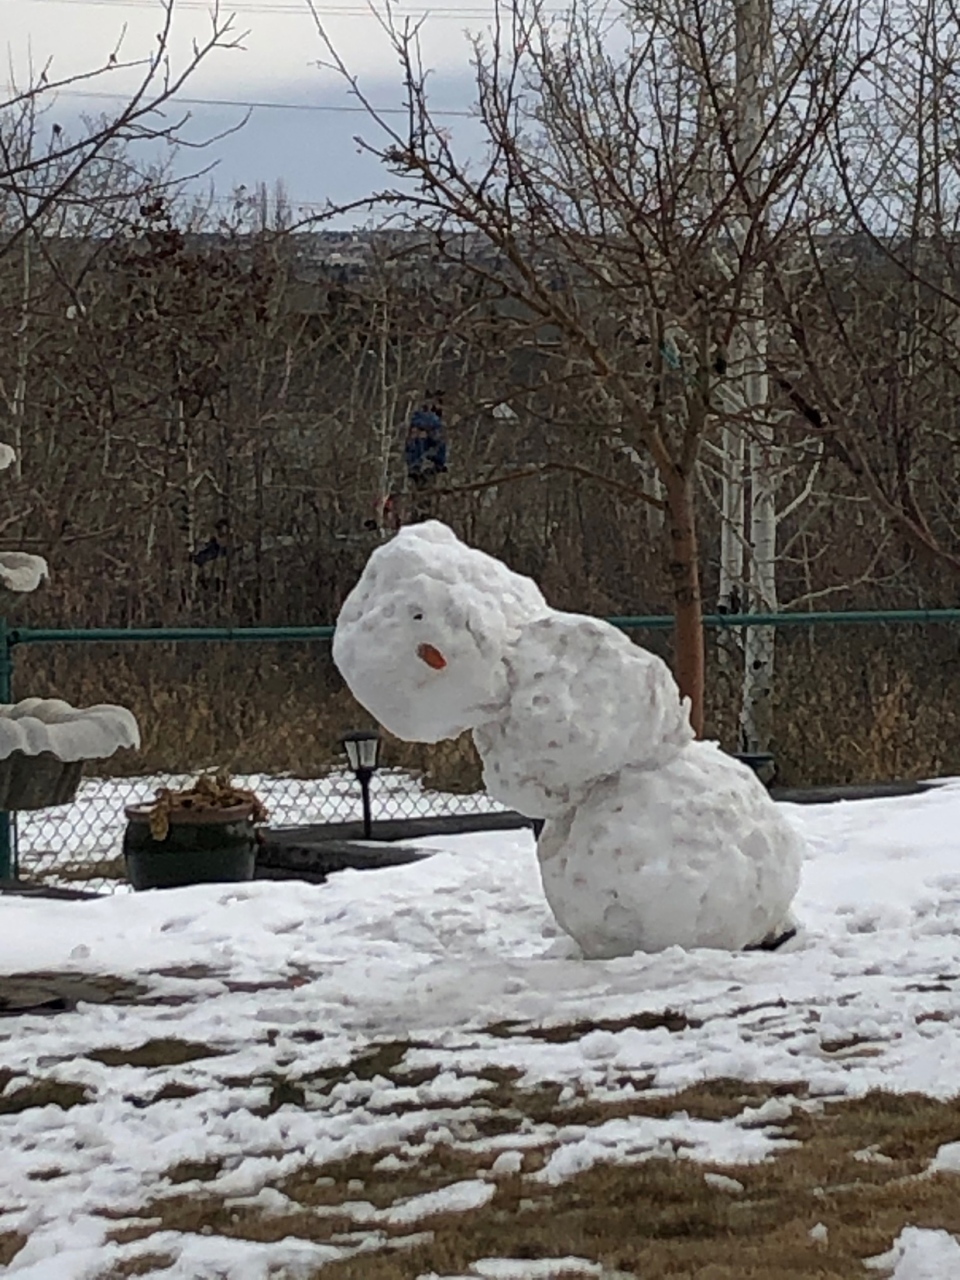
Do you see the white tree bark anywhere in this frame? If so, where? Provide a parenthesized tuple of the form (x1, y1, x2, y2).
(642, 454, 666, 539)
(733, 0, 778, 754)
(11, 236, 30, 483)
(741, 358, 777, 752)
(718, 421, 744, 613)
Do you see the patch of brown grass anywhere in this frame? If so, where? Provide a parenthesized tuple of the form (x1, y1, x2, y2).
(125, 1081, 201, 1107)
(227, 1039, 440, 1106)
(484, 1007, 700, 1041)
(280, 1144, 497, 1214)
(0, 1079, 89, 1114)
(114, 1193, 358, 1246)
(97, 1085, 960, 1280)
(96, 1250, 178, 1279)
(0, 972, 149, 1008)
(0, 1232, 26, 1267)
(88, 1039, 224, 1068)
(164, 1158, 225, 1186)
(309, 1090, 960, 1279)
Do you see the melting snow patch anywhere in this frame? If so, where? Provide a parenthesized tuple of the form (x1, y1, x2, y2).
(703, 1172, 744, 1193)
(384, 1179, 495, 1225)
(490, 1150, 524, 1176)
(535, 1115, 784, 1185)
(853, 1145, 895, 1165)
(471, 1260, 602, 1277)
(928, 1141, 960, 1174)
(374, 1152, 407, 1172)
(737, 1096, 796, 1126)
(417, 1260, 603, 1279)
(865, 1227, 960, 1277)
(109, 1231, 344, 1280)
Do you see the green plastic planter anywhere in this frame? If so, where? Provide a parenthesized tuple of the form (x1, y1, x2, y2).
(123, 801, 258, 891)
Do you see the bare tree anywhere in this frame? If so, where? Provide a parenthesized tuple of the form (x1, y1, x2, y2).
(768, 0, 960, 586)
(1, 0, 244, 260)
(311, 0, 867, 733)
(0, 0, 253, 622)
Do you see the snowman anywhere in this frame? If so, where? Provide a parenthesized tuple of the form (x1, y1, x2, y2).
(333, 521, 803, 958)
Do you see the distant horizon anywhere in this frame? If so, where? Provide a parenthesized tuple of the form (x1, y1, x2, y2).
(9, 0, 491, 223)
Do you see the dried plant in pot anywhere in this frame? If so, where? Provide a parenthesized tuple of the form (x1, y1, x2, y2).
(123, 772, 268, 891)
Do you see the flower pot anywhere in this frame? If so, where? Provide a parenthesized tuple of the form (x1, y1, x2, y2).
(735, 752, 776, 787)
(123, 801, 258, 891)
(0, 752, 83, 810)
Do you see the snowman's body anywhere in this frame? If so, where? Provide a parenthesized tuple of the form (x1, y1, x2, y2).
(333, 522, 803, 959)
(534, 747, 800, 958)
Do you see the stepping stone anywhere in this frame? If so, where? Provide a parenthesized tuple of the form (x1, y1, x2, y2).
(256, 839, 435, 885)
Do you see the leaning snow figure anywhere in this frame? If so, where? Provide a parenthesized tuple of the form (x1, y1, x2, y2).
(333, 522, 803, 958)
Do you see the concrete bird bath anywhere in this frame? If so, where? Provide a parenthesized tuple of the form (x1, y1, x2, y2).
(0, 442, 139, 878)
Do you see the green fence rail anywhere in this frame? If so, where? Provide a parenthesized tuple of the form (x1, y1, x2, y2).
(9, 607, 960, 657)
(4, 606, 960, 883)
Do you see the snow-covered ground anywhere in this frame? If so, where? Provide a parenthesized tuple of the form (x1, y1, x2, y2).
(2, 783, 960, 1277)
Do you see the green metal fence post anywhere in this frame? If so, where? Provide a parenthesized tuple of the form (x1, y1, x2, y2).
(0, 618, 13, 880)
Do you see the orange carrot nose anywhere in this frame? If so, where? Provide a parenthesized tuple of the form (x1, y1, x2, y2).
(417, 642, 447, 670)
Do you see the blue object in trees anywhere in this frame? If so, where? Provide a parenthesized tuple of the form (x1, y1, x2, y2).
(405, 406, 447, 481)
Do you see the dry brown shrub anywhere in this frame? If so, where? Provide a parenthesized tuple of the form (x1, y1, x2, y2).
(11, 623, 960, 792)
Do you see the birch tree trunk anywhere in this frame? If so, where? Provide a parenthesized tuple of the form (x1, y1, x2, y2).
(733, 0, 777, 753)
(375, 300, 393, 537)
(665, 468, 705, 737)
(716, 408, 745, 721)
(643, 456, 666, 540)
(718, 423, 744, 613)
(11, 236, 30, 482)
(741, 361, 777, 752)
(172, 350, 197, 617)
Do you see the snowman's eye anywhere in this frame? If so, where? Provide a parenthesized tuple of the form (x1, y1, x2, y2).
(412, 611, 424, 621)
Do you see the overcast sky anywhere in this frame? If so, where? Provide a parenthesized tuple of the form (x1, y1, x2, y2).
(7, 0, 493, 216)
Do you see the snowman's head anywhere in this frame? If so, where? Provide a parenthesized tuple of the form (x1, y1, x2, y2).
(333, 521, 548, 742)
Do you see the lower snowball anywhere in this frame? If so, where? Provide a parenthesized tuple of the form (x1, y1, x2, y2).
(535, 742, 803, 958)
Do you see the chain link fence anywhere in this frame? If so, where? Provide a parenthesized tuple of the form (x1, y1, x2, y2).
(6, 635, 502, 893)
(9, 613, 960, 892)
(15, 763, 503, 892)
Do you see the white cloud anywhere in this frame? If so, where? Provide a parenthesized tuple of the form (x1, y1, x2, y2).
(7, 0, 491, 95)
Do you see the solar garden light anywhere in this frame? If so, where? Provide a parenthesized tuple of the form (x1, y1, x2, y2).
(342, 729, 381, 838)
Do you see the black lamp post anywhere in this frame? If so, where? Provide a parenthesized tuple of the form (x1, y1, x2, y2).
(342, 730, 381, 838)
